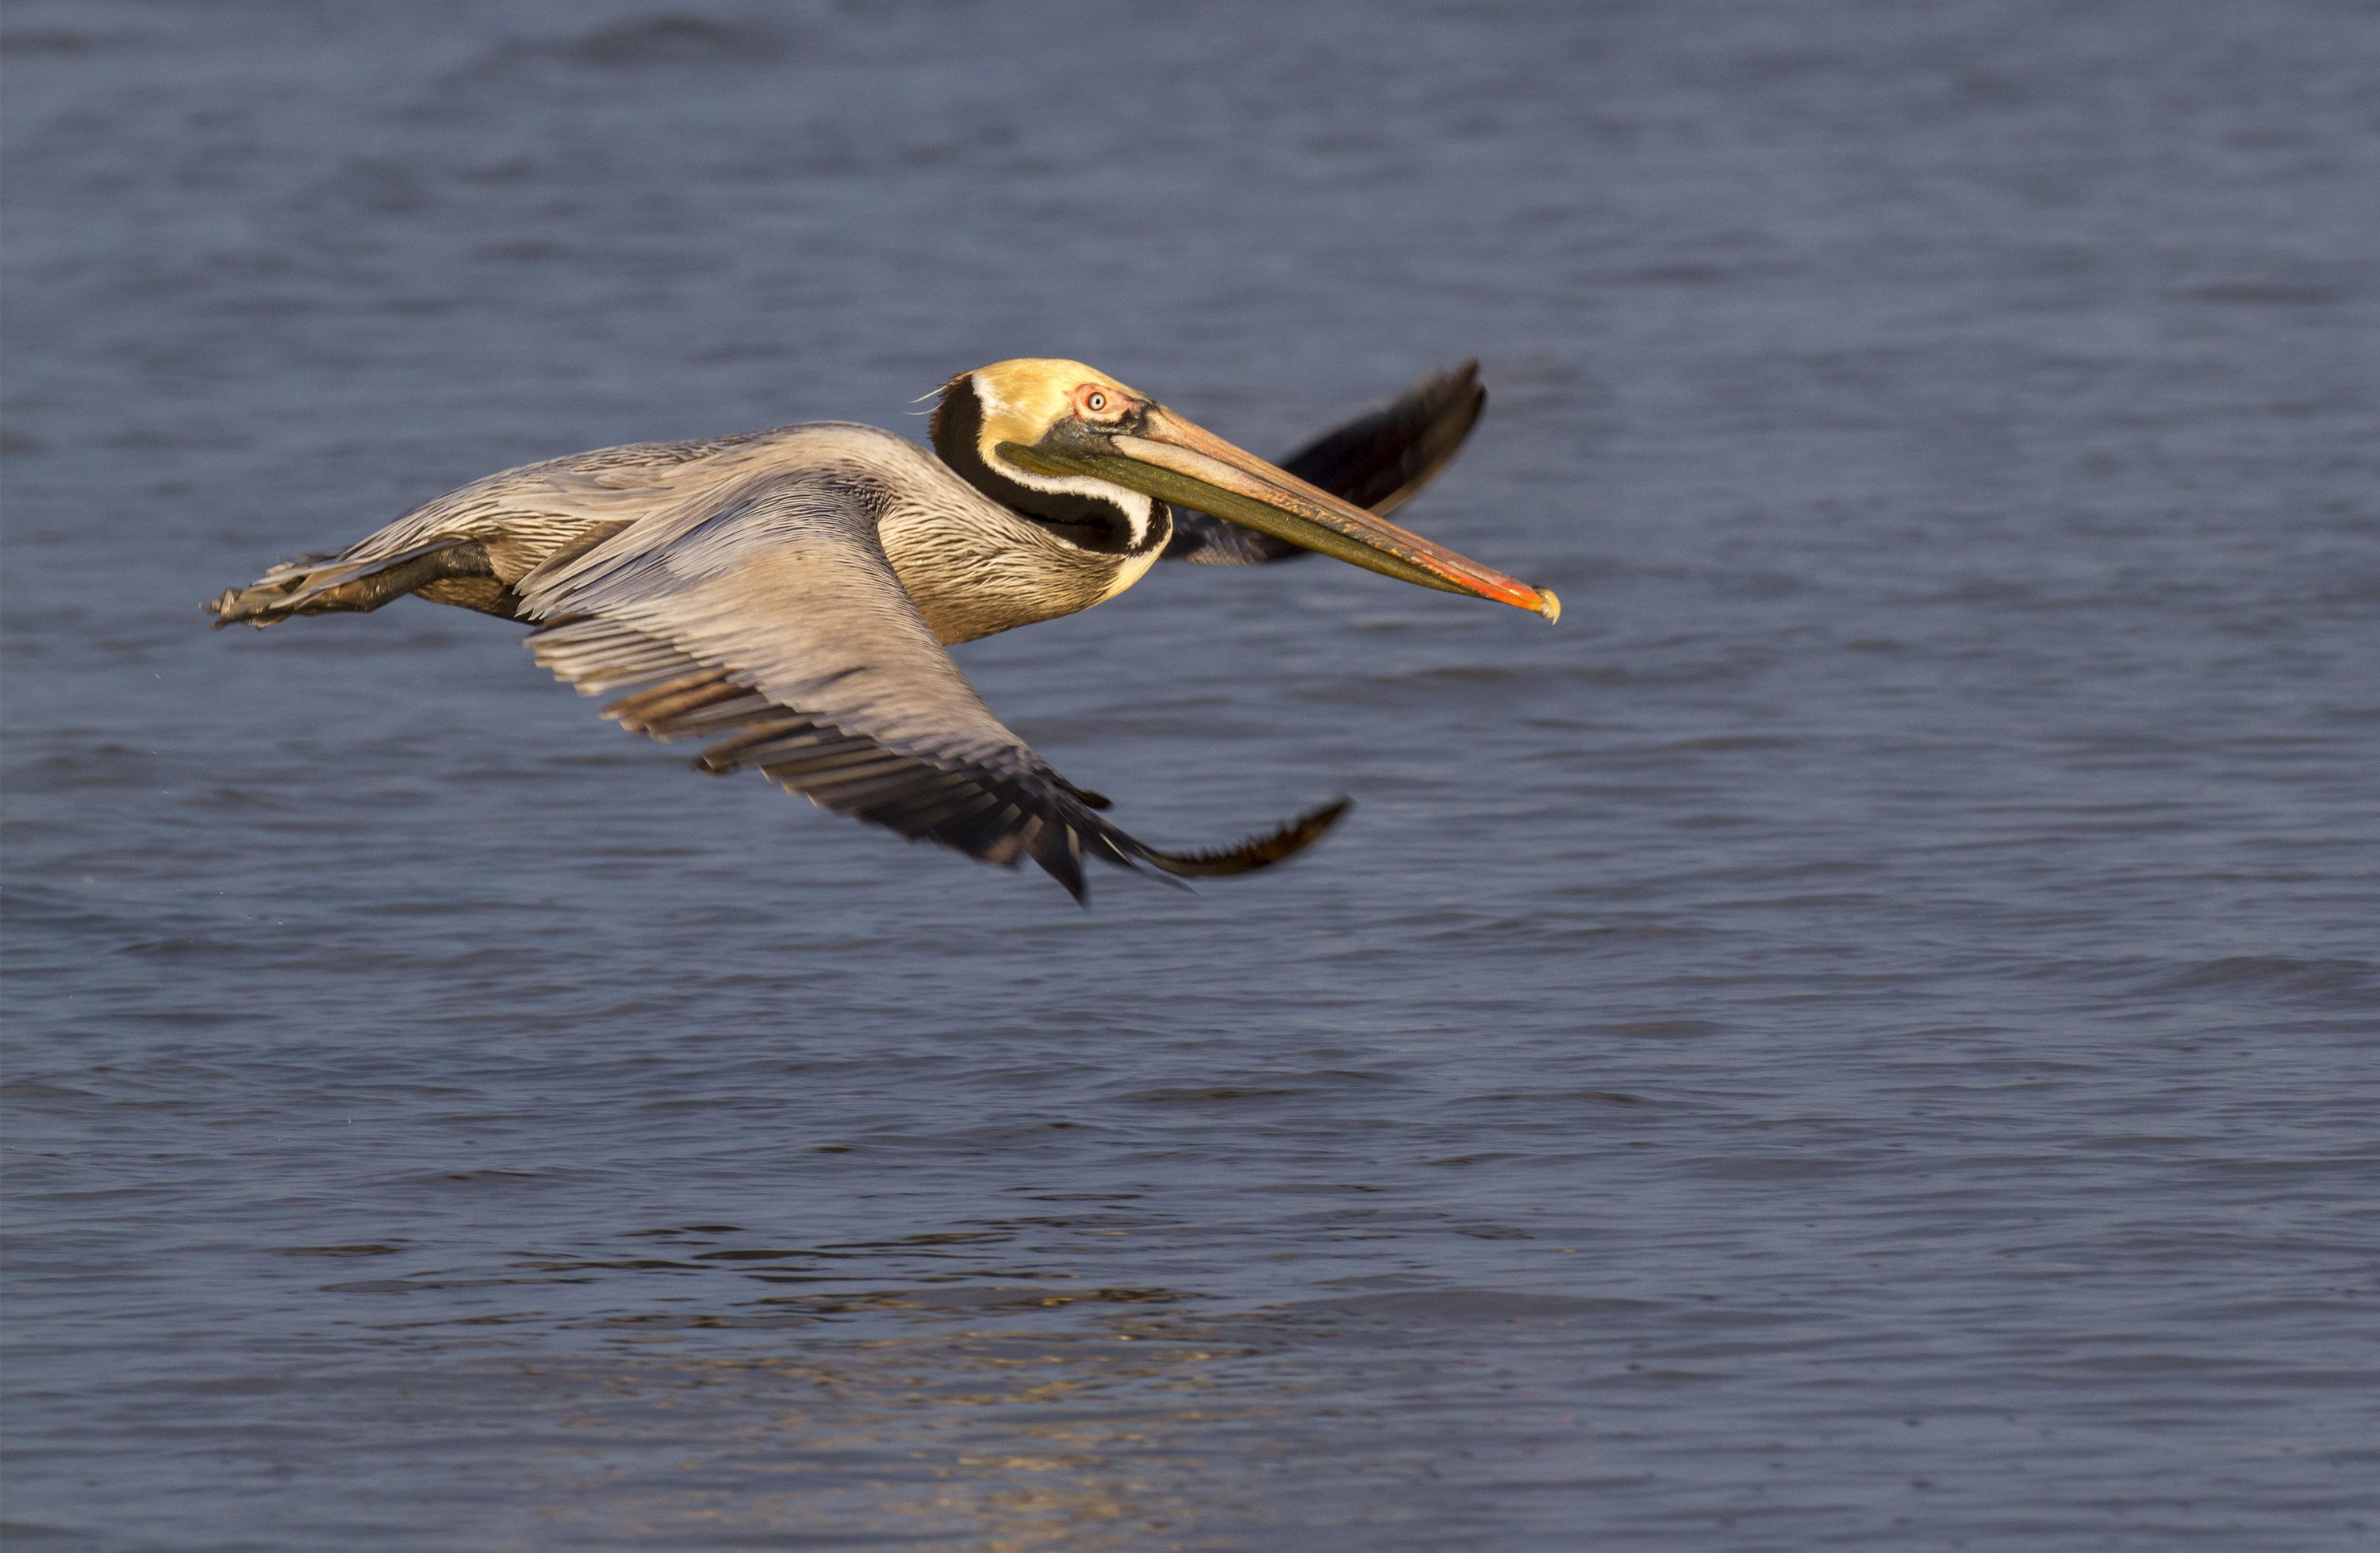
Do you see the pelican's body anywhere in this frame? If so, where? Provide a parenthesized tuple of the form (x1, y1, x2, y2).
(283, 422, 1168, 648)
(208, 359, 1555, 899)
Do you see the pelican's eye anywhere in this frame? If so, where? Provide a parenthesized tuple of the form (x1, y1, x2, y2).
(1073, 383, 1128, 424)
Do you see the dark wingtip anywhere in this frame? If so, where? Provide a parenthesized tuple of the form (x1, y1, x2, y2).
(1456, 359, 1487, 423)
(1137, 796, 1353, 879)
(1054, 863, 1093, 906)
(1277, 361, 1488, 518)
(1054, 775, 1113, 810)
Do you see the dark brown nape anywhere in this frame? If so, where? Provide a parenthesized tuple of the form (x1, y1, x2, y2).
(927, 374, 1144, 554)
(924, 371, 973, 457)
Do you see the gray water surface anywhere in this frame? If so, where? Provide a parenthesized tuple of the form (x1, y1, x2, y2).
(5, 2, 2378, 1548)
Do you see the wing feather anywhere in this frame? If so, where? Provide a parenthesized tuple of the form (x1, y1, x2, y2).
(518, 471, 1342, 900)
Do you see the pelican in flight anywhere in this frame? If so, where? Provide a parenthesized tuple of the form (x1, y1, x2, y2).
(207, 359, 1557, 899)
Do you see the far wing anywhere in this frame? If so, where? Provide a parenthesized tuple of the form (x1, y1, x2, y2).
(1164, 362, 1488, 565)
(517, 471, 1342, 900)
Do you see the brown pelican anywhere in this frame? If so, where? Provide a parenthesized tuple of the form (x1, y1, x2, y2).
(206, 359, 1557, 899)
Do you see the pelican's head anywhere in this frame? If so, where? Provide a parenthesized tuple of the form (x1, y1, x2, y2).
(932, 358, 1559, 620)
(931, 359, 1169, 557)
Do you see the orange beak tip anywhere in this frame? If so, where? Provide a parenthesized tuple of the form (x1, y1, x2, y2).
(1535, 587, 1561, 624)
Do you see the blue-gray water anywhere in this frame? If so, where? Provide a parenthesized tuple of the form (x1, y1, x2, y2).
(5, 2, 2377, 1548)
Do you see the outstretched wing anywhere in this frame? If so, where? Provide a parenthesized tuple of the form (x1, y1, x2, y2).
(1164, 361, 1488, 565)
(517, 469, 1344, 901)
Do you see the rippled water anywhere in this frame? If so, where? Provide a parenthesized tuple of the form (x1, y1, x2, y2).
(6, 2, 2378, 1547)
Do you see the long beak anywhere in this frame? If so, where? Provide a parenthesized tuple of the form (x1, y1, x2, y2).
(999, 406, 1560, 622)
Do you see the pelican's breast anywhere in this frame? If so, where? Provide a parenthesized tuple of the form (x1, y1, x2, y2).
(877, 491, 1130, 645)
